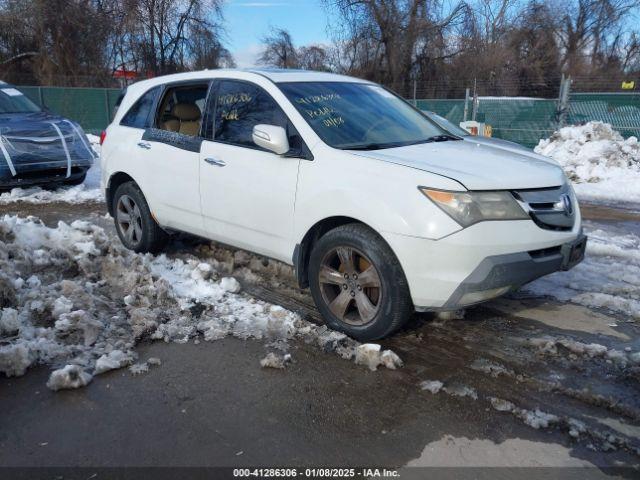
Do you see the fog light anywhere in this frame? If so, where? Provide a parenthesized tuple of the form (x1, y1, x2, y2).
(459, 286, 511, 305)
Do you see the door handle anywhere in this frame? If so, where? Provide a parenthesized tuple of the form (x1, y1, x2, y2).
(204, 157, 226, 167)
(137, 142, 151, 150)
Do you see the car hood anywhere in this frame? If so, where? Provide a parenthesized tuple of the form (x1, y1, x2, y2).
(462, 136, 557, 163)
(0, 111, 70, 137)
(348, 140, 566, 190)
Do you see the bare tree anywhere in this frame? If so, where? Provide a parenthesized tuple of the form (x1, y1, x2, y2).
(116, 0, 227, 75)
(555, 0, 640, 76)
(0, 0, 116, 85)
(257, 27, 299, 68)
(325, 0, 470, 95)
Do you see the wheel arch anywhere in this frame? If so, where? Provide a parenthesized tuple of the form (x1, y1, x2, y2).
(106, 172, 137, 217)
(293, 215, 379, 289)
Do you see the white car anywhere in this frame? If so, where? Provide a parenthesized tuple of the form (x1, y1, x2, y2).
(101, 69, 586, 340)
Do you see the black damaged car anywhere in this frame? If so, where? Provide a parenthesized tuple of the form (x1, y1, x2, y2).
(0, 82, 95, 190)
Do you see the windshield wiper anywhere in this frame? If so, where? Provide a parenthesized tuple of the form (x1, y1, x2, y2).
(342, 142, 403, 151)
(424, 134, 461, 143)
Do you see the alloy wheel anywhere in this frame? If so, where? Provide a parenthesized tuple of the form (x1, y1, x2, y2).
(116, 194, 143, 246)
(318, 246, 382, 325)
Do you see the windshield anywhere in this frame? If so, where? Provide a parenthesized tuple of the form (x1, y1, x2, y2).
(278, 82, 450, 150)
(423, 111, 470, 137)
(0, 87, 41, 114)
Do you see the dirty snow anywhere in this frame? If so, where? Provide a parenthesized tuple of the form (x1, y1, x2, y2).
(419, 379, 477, 399)
(0, 134, 102, 204)
(534, 122, 640, 203)
(260, 352, 292, 369)
(419, 380, 444, 394)
(0, 215, 402, 390)
(529, 336, 638, 367)
(489, 397, 559, 429)
(488, 397, 635, 452)
(355, 343, 403, 371)
(526, 223, 640, 321)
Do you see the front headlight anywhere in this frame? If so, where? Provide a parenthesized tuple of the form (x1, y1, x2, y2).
(419, 187, 529, 227)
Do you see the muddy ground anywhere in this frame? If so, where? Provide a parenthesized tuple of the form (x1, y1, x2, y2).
(1, 200, 639, 478)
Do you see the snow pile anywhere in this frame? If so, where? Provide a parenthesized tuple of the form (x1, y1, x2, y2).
(0, 215, 402, 390)
(529, 336, 637, 367)
(526, 224, 640, 321)
(0, 134, 103, 205)
(534, 122, 640, 203)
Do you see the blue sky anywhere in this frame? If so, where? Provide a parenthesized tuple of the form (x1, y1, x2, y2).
(224, 0, 332, 67)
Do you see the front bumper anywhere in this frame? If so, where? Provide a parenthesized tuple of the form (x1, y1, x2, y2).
(0, 164, 90, 189)
(438, 233, 586, 309)
(383, 219, 585, 311)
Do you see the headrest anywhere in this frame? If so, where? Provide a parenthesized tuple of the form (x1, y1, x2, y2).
(171, 103, 201, 121)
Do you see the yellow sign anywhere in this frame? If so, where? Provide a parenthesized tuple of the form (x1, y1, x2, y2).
(621, 81, 635, 90)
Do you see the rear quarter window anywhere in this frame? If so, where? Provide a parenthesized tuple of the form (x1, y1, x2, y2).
(120, 86, 160, 129)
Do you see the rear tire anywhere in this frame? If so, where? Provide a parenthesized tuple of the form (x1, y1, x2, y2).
(308, 223, 413, 341)
(112, 182, 169, 253)
(63, 173, 86, 186)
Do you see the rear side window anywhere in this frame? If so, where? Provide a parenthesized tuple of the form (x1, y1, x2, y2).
(155, 84, 209, 136)
(121, 86, 160, 128)
(212, 80, 288, 148)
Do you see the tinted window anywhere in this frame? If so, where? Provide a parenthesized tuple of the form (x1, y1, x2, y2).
(278, 82, 447, 150)
(0, 87, 41, 114)
(155, 84, 209, 136)
(213, 80, 288, 148)
(112, 88, 127, 121)
(121, 86, 159, 128)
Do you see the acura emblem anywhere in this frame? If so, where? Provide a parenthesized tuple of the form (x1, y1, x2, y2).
(560, 194, 573, 216)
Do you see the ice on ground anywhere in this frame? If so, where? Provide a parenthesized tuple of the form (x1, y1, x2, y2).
(129, 362, 149, 375)
(0, 134, 103, 205)
(443, 384, 478, 400)
(470, 358, 514, 378)
(526, 224, 640, 321)
(46, 364, 92, 391)
(534, 122, 640, 203)
(489, 397, 559, 429)
(529, 336, 637, 367)
(419, 379, 477, 399)
(0, 215, 402, 390)
(419, 380, 444, 394)
(95, 350, 133, 374)
(354, 344, 403, 371)
(260, 352, 292, 369)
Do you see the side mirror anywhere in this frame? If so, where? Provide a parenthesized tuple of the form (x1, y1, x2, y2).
(252, 124, 289, 155)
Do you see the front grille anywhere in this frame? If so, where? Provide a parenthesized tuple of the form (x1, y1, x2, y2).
(512, 185, 575, 231)
(528, 246, 562, 259)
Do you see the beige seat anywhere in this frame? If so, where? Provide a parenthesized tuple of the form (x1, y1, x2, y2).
(164, 103, 201, 136)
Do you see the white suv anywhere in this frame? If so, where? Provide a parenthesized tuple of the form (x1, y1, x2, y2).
(101, 69, 586, 340)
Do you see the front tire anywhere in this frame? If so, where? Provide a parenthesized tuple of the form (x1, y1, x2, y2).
(112, 182, 169, 253)
(308, 223, 413, 341)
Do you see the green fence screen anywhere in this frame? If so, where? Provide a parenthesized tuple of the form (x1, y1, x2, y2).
(18, 86, 121, 135)
(16, 85, 640, 147)
(417, 93, 640, 148)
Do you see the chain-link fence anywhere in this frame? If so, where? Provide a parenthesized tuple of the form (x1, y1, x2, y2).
(416, 93, 640, 148)
(12, 76, 640, 146)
